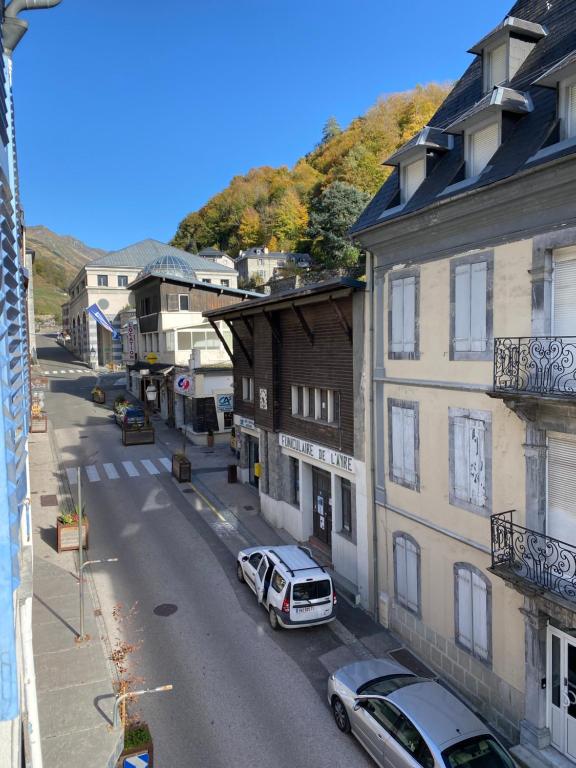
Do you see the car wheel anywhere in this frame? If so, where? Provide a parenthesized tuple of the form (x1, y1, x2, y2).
(332, 697, 351, 733)
(269, 607, 280, 631)
(236, 562, 245, 583)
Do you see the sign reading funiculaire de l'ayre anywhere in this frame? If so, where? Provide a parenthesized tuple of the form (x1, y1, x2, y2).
(278, 433, 354, 474)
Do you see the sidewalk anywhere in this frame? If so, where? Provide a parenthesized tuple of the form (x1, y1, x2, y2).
(29, 427, 123, 768)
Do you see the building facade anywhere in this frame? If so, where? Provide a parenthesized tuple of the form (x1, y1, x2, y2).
(65, 239, 237, 369)
(205, 278, 373, 607)
(235, 246, 311, 284)
(353, 0, 576, 762)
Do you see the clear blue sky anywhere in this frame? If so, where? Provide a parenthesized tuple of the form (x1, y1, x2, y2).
(13, 0, 509, 252)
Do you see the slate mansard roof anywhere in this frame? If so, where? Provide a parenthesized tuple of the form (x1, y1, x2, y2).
(352, 0, 576, 235)
(89, 239, 236, 273)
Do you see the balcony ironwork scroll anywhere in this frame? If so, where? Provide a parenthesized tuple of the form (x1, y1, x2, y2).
(493, 336, 576, 395)
(491, 511, 576, 602)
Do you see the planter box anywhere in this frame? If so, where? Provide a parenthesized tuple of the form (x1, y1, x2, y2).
(57, 518, 89, 553)
(92, 391, 106, 404)
(172, 455, 191, 482)
(117, 724, 154, 768)
(122, 426, 155, 446)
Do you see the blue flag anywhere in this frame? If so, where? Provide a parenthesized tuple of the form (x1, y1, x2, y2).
(87, 304, 120, 339)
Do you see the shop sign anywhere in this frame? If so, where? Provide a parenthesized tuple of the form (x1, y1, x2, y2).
(235, 415, 255, 430)
(216, 393, 233, 412)
(126, 321, 137, 362)
(174, 374, 193, 395)
(279, 433, 354, 474)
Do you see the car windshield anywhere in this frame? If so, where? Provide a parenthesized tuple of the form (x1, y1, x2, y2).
(442, 735, 515, 768)
(292, 579, 331, 601)
(358, 674, 425, 696)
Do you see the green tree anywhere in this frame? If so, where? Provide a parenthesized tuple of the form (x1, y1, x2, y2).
(271, 190, 308, 249)
(308, 181, 370, 268)
(321, 116, 342, 144)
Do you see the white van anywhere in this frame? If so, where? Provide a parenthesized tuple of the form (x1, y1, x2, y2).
(236, 544, 337, 630)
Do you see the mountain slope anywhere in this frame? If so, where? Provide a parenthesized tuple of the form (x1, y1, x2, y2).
(27, 225, 107, 320)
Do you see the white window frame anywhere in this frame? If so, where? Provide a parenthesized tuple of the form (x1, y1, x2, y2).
(560, 75, 576, 140)
(179, 294, 190, 311)
(449, 408, 491, 515)
(483, 41, 508, 91)
(389, 271, 419, 359)
(242, 376, 254, 402)
(454, 564, 491, 663)
(400, 157, 426, 204)
(465, 119, 501, 179)
(394, 533, 420, 615)
(388, 400, 419, 491)
(97, 274, 108, 287)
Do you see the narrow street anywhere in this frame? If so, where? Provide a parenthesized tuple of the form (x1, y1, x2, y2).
(35, 333, 376, 766)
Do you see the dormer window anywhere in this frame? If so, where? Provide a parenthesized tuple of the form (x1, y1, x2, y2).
(485, 43, 507, 90)
(466, 122, 500, 178)
(401, 158, 426, 204)
(560, 77, 576, 139)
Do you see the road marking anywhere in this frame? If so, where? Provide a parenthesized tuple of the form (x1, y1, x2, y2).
(85, 465, 101, 483)
(159, 457, 172, 471)
(43, 370, 50, 374)
(187, 481, 226, 522)
(103, 463, 120, 480)
(68, 369, 77, 373)
(122, 461, 139, 477)
(60, 370, 67, 374)
(52, 370, 58, 374)
(66, 468, 78, 485)
(141, 459, 159, 475)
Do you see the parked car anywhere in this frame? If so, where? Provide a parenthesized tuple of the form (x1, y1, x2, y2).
(117, 406, 145, 428)
(328, 659, 516, 768)
(114, 402, 129, 425)
(236, 544, 336, 630)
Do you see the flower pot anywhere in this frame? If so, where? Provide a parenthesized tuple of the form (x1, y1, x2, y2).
(92, 391, 105, 404)
(57, 518, 89, 553)
(117, 723, 154, 768)
(172, 454, 191, 482)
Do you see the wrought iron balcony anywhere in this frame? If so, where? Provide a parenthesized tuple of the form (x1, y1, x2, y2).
(493, 336, 576, 396)
(491, 511, 576, 603)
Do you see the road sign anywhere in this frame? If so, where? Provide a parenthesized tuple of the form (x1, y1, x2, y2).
(123, 753, 149, 767)
(145, 353, 158, 365)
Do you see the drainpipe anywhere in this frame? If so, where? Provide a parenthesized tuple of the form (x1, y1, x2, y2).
(3, 0, 63, 56)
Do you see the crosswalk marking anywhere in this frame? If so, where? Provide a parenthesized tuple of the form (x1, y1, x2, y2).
(103, 463, 120, 480)
(66, 468, 78, 485)
(159, 457, 172, 471)
(122, 461, 139, 477)
(141, 459, 159, 475)
(85, 465, 101, 483)
(43, 370, 50, 374)
(52, 370, 58, 374)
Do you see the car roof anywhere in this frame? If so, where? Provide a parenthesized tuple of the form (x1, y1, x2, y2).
(335, 659, 413, 693)
(388, 681, 487, 748)
(265, 545, 328, 577)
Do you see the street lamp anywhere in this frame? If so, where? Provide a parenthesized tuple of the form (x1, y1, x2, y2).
(145, 382, 157, 425)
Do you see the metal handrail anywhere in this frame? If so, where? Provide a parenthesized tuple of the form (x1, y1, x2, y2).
(493, 336, 576, 395)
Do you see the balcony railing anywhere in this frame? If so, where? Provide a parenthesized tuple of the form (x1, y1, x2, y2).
(491, 511, 576, 603)
(494, 336, 576, 396)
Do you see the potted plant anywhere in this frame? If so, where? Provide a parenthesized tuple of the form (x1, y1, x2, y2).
(172, 430, 191, 482)
(206, 428, 215, 448)
(91, 385, 105, 404)
(57, 507, 88, 553)
(121, 722, 154, 766)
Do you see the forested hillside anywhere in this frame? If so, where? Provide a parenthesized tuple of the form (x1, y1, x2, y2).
(172, 83, 450, 266)
(27, 225, 106, 320)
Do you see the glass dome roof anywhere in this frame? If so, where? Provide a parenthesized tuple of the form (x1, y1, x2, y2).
(137, 254, 197, 281)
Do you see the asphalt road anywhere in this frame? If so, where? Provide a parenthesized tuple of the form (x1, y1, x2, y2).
(36, 335, 374, 767)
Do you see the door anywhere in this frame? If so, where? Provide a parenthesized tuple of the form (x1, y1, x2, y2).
(247, 436, 259, 488)
(254, 555, 268, 604)
(548, 625, 576, 761)
(352, 700, 392, 767)
(312, 467, 332, 546)
(242, 551, 263, 592)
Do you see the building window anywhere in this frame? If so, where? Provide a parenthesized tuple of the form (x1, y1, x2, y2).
(389, 270, 419, 359)
(560, 77, 576, 140)
(290, 457, 300, 506)
(393, 533, 420, 616)
(341, 478, 352, 535)
(401, 158, 426, 204)
(117, 275, 128, 287)
(221, 279, 229, 287)
(165, 331, 174, 351)
(291, 385, 338, 424)
(177, 331, 192, 350)
(223, 411, 233, 429)
(97, 274, 108, 287)
(179, 294, 190, 311)
(454, 564, 491, 663)
(450, 252, 493, 360)
(466, 122, 499, 178)
(484, 42, 507, 90)
(202, 278, 212, 284)
(242, 376, 254, 402)
(449, 408, 492, 515)
(388, 399, 419, 491)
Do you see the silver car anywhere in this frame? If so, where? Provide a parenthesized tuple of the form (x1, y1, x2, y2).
(327, 659, 516, 768)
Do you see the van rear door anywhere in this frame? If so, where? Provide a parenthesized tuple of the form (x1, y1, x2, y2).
(290, 578, 333, 622)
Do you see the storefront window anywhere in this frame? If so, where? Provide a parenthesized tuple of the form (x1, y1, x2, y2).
(341, 478, 352, 535)
(290, 457, 300, 506)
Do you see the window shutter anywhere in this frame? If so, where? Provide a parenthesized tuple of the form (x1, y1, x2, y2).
(391, 280, 404, 352)
(405, 538, 419, 612)
(395, 536, 408, 606)
(291, 386, 298, 415)
(469, 122, 499, 177)
(391, 406, 404, 480)
(468, 419, 486, 508)
(489, 43, 507, 87)
(567, 84, 576, 138)
(403, 158, 426, 203)
(167, 294, 178, 311)
(402, 409, 416, 484)
(453, 417, 470, 502)
(548, 436, 576, 541)
(553, 256, 576, 336)
(402, 277, 416, 353)
(454, 264, 471, 351)
(470, 262, 487, 352)
(472, 572, 489, 659)
(457, 568, 473, 650)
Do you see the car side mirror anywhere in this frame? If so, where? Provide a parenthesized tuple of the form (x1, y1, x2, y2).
(242, 556, 249, 562)
(353, 700, 361, 712)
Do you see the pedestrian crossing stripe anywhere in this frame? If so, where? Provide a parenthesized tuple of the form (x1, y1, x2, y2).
(103, 463, 119, 480)
(122, 461, 139, 477)
(43, 369, 83, 375)
(66, 468, 78, 485)
(85, 465, 101, 483)
(123, 753, 149, 768)
(159, 457, 172, 471)
(64, 457, 176, 484)
(141, 459, 159, 476)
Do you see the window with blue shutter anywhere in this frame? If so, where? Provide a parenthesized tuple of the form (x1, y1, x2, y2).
(455, 564, 491, 662)
(389, 272, 418, 359)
